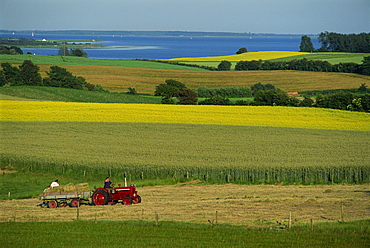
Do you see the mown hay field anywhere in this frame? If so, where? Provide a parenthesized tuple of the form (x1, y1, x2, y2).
(1, 184, 369, 226)
(30, 64, 370, 94)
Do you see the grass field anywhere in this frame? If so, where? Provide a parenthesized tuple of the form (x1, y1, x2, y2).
(0, 54, 206, 70)
(0, 86, 161, 103)
(1, 219, 369, 247)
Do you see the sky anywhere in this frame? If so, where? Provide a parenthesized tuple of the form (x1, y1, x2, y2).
(1, 0, 369, 34)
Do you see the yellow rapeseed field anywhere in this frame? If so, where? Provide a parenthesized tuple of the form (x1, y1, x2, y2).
(1, 100, 369, 131)
(168, 51, 309, 62)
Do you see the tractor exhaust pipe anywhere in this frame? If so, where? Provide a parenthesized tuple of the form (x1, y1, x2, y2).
(124, 173, 127, 187)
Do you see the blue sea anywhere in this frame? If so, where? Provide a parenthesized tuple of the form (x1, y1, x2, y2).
(1, 33, 320, 60)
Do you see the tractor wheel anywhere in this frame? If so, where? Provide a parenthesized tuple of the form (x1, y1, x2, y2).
(133, 195, 142, 204)
(92, 189, 109, 205)
(70, 199, 80, 207)
(48, 200, 58, 208)
(122, 197, 133, 205)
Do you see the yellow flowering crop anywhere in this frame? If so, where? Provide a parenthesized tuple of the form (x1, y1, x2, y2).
(1, 100, 369, 131)
(168, 51, 309, 62)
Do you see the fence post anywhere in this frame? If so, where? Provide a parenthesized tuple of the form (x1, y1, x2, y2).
(310, 218, 314, 232)
(76, 202, 80, 220)
(341, 202, 344, 222)
(288, 211, 292, 229)
(215, 211, 218, 225)
(155, 212, 159, 226)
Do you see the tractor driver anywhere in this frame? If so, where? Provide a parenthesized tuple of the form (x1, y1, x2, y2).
(104, 177, 115, 188)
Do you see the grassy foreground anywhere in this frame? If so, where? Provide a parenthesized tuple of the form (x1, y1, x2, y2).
(0, 220, 369, 247)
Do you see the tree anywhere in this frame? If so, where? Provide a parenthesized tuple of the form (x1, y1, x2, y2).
(0, 70, 7, 86)
(175, 88, 198, 105)
(1, 62, 22, 86)
(253, 89, 289, 106)
(127, 87, 137, 94)
(154, 83, 179, 99)
(299, 35, 315, 52)
(0, 45, 23, 54)
(358, 83, 368, 93)
(251, 82, 275, 96)
(317, 32, 370, 53)
(43, 66, 85, 89)
(236, 47, 247, 54)
(217, 60, 232, 71)
(360, 56, 370, 75)
(164, 79, 186, 91)
(19, 60, 42, 86)
(70, 48, 88, 57)
(154, 79, 186, 103)
(300, 96, 314, 107)
(58, 46, 70, 56)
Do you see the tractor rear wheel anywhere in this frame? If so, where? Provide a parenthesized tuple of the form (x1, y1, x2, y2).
(92, 189, 109, 205)
(122, 196, 132, 205)
(48, 200, 58, 208)
(70, 199, 80, 207)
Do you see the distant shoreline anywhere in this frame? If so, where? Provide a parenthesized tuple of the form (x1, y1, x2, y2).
(0, 30, 313, 37)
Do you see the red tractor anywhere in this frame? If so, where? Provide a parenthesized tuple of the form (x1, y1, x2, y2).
(92, 184, 141, 205)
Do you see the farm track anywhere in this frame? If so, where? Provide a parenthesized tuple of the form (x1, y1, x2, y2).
(1, 184, 369, 226)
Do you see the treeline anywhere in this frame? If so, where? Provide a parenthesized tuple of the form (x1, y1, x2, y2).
(197, 83, 370, 112)
(317, 32, 370, 53)
(58, 47, 88, 57)
(233, 56, 370, 75)
(0, 45, 23, 55)
(0, 60, 108, 92)
(197, 86, 252, 98)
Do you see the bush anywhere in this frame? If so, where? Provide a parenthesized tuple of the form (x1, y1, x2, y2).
(196, 86, 252, 98)
(176, 88, 198, 105)
(253, 89, 289, 106)
(217, 60, 232, 71)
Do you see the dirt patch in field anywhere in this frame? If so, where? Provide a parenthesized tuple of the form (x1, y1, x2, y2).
(0, 165, 17, 174)
(0, 184, 369, 227)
